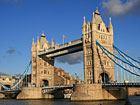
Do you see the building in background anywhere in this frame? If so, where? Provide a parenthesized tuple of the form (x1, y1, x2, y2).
(54, 67, 82, 86)
(0, 76, 18, 90)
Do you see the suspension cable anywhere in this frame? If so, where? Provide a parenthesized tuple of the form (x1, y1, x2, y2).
(113, 45, 140, 64)
(0, 61, 31, 90)
(96, 41, 140, 77)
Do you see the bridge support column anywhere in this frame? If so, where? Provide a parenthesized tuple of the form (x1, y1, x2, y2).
(71, 84, 103, 101)
(71, 84, 127, 101)
(0, 93, 5, 99)
(17, 87, 54, 99)
(53, 90, 64, 99)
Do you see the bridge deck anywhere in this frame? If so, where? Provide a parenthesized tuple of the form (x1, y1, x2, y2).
(42, 85, 73, 89)
(102, 83, 140, 88)
(42, 86, 73, 94)
(38, 38, 83, 57)
(0, 89, 21, 94)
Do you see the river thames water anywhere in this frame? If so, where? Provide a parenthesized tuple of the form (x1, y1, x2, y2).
(0, 97, 140, 105)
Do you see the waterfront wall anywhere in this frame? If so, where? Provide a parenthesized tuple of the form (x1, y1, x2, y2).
(16, 85, 140, 100)
(71, 84, 127, 101)
(0, 93, 5, 99)
(17, 87, 54, 99)
(128, 87, 140, 96)
(71, 84, 103, 101)
(103, 87, 126, 100)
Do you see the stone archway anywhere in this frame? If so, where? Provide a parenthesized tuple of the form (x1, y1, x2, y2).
(40, 80, 49, 87)
(100, 73, 110, 83)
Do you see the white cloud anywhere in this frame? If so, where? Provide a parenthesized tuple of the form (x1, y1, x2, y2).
(56, 51, 83, 65)
(102, 0, 140, 16)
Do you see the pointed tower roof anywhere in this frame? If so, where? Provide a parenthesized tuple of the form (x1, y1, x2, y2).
(37, 36, 39, 44)
(94, 8, 103, 28)
(83, 16, 86, 27)
(32, 38, 34, 44)
(39, 33, 49, 49)
(109, 17, 113, 28)
(95, 7, 100, 15)
(92, 12, 95, 24)
(31, 38, 35, 51)
(41, 32, 45, 37)
(51, 39, 55, 47)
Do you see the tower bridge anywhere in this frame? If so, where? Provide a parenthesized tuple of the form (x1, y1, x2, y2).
(0, 8, 140, 100)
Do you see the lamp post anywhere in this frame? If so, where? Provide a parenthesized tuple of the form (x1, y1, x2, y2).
(124, 81, 132, 105)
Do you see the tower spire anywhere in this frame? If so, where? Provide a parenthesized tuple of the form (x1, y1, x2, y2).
(41, 32, 45, 37)
(95, 7, 100, 15)
(109, 17, 113, 28)
(37, 36, 40, 45)
(108, 17, 113, 35)
(51, 39, 55, 48)
(31, 38, 35, 51)
(32, 38, 34, 43)
(83, 16, 86, 27)
(92, 12, 95, 24)
(92, 11, 96, 31)
(37, 36, 40, 50)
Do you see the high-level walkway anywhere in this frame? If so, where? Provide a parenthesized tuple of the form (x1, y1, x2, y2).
(38, 38, 83, 57)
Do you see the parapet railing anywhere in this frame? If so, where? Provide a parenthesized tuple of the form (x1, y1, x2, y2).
(102, 83, 140, 87)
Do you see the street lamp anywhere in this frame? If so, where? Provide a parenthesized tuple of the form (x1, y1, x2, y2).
(124, 81, 132, 105)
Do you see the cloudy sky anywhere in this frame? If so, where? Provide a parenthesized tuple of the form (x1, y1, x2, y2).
(0, 0, 140, 81)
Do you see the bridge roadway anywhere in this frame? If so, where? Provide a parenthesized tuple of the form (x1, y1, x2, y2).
(38, 38, 83, 57)
(0, 89, 21, 94)
(42, 83, 140, 94)
(42, 85, 73, 94)
(0, 83, 140, 98)
(0, 89, 21, 99)
(102, 83, 140, 88)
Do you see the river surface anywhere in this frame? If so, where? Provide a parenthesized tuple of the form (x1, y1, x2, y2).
(0, 97, 140, 105)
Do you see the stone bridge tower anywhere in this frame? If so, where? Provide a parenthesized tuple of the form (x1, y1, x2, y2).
(31, 33, 55, 87)
(83, 9, 115, 84)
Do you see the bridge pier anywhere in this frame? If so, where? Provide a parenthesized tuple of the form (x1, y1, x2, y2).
(0, 93, 5, 99)
(17, 87, 65, 99)
(71, 84, 127, 101)
(17, 87, 54, 99)
(53, 90, 64, 99)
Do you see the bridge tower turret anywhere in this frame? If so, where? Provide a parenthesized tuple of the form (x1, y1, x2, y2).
(83, 8, 115, 84)
(108, 17, 114, 45)
(31, 33, 55, 88)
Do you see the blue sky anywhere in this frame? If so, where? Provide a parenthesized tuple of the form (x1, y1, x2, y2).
(0, 0, 140, 81)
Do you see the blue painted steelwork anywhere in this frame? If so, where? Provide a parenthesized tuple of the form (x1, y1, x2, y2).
(0, 61, 31, 90)
(102, 83, 140, 88)
(114, 45, 140, 70)
(113, 45, 140, 64)
(96, 41, 140, 77)
(96, 41, 140, 70)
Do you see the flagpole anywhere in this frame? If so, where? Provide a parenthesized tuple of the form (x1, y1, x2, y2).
(63, 34, 64, 44)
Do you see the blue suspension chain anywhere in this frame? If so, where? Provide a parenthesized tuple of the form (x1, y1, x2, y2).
(113, 45, 140, 64)
(0, 61, 31, 90)
(96, 41, 140, 77)
(96, 41, 140, 70)
(10, 61, 31, 90)
(114, 47, 140, 70)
